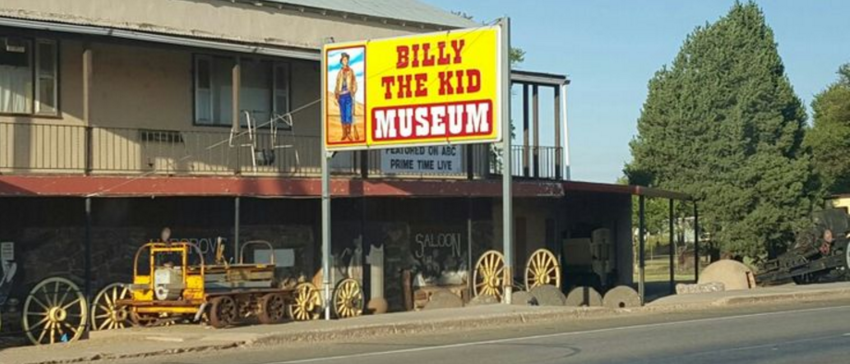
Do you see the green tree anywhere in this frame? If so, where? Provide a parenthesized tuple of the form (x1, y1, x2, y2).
(625, 2, 815, 259)
(805, 64, 850, 196)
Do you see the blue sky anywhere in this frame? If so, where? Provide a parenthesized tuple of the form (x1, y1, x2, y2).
(424, 0, 850, 183)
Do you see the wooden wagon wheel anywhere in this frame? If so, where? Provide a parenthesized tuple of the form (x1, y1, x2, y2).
(209, 296, 238, 328)
(333, 278, 364, 319)
(288, 282, 322, 321)
(525, 248, 561, 290)
(258, 293, 287, 324)
(91, 283, 131, 331)
(473, 250, 506, 300)
(23, 277, 88, 345)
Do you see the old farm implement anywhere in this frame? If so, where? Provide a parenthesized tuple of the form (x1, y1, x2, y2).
(756, 209, 850, 285)
(90, 236, 364, 332)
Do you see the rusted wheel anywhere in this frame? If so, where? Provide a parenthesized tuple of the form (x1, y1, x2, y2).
(23, 277, 88, 345)
(130, 311, 159, 327)
(209, 296, 238, 328)
(91, 283, 131, 331)
(333, 278, 364, 319)
(288, 282, 322, 321)
(525, 249, 561, 290)
(258, 293, 286, 324)
(473, 250, 505, 300)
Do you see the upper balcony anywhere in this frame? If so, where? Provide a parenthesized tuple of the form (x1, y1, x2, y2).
(0, 22, 569, 183)
(0, 122, 564, 180)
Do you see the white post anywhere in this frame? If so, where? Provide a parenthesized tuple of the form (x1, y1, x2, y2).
(320, 47, 332, 320)
(500, 17, 513, 304)
(561, 83, 570, 181)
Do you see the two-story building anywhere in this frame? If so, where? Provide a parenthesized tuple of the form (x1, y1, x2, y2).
(0, 0, 692, 313)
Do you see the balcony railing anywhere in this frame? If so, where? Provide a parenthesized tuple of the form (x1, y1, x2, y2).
(489, 145, 565, 180)
(3, 123, 541, 179)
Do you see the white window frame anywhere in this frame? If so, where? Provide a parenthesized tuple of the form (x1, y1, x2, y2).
(34, 38, 58, 116)
(193, 54, 293, 129)
(194, 55, 214, 125)
(272, 61, 291, 130)
(0, 35, 59, 116)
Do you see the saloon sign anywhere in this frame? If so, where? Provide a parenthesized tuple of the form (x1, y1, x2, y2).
(323, 26, 504, 150)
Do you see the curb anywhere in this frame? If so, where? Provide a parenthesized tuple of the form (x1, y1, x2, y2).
(249, 306, 618, 347)
(15, 287, 850, 364)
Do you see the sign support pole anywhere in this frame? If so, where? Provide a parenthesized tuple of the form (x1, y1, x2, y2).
(320, 49, 332, 321)
(500, 17, 513, 304)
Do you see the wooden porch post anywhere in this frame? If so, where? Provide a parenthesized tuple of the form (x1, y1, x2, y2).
(532, 85, 539, 178)
(522, 84, 529, 177)
(554, 85, 562, 180)
(232, 58, 241, 174)
(83, 46, 93, 174)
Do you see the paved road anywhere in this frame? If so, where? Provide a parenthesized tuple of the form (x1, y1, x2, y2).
(105, 300, 850, 364)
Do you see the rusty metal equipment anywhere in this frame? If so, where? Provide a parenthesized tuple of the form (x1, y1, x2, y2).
(92, 235, 364, 330)
(756, 209, 850, 285)
(107, 240, 292, 328)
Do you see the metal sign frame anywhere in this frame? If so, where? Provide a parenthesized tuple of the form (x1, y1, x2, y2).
(319, 18, 513, 318)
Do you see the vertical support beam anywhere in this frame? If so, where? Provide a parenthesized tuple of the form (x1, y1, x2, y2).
(638, 195, 646, 305)
(359, 150, 368, 179)
(231, 59, 241, 130)
(234, 197, 241, 263)
(532, 85, 540, 178)
(467, 197, 474, 300)
(232, 59, 242, 174)
(500, 17, 513, 304)
(669, 199, 675, 294)
(554, 85, 562, 180)
(84, 198, 92, 304)
(694, 202, 700, 283)
(562, 83, 570, 180)
(466, 145, 474, 180)
(522, 84, 530, 177)
(82, 46, 93, 174)
(320, 46, 332, 320)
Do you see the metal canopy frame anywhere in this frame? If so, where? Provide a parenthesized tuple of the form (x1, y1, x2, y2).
(635, 191, 699, 305)
(511, 70, 571, 181)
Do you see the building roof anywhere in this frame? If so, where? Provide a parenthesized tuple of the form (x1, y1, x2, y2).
(262, 0, 478, 28)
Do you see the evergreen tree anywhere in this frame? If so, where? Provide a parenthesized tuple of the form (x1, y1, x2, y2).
(805, 64, 850, 196)
(625, 2, 815, 259)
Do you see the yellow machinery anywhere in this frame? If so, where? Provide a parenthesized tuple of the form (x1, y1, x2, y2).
(90, 235, 365, 331)
(108, 240, 291, 328)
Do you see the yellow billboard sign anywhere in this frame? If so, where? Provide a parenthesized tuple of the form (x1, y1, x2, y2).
(324, 25, 503, 150)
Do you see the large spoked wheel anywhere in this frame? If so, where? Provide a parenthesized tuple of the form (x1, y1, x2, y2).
(473, 250, 506, 300)
(525, 249, 561, 290)
(288, 282, 322, 321)
(258, 293, 287, 324)
(209, 296, 238, 328)
(23, 277, 88, 345)
(91, 283, 131, 331)
(333, 278, 364, 319)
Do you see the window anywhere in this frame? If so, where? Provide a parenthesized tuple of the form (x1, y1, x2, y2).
(0, 36, 58, 115)
(194, 55, 290, 127)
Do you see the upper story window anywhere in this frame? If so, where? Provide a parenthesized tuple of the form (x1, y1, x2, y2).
(194, 55, 290, 127)
(0, 36, 58, 116)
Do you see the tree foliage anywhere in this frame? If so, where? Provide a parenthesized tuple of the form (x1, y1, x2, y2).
(805, 64, 850, 196)
(625, 2, 815, 258)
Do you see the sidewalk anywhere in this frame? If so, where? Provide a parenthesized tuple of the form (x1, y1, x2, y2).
(2, 282, 849, 364)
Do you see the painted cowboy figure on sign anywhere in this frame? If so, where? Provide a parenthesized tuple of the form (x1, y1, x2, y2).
(334, 52, 358, 141)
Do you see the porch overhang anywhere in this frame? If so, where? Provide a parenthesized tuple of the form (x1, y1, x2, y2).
(0, 175, 690, 200)
(0, 16, 321, 61)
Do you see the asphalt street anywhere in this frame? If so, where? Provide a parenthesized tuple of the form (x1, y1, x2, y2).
(103, 300, 850, 364)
